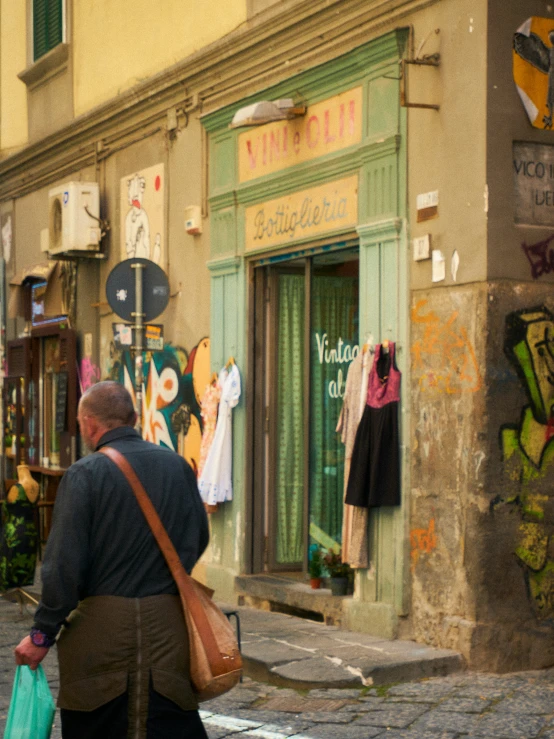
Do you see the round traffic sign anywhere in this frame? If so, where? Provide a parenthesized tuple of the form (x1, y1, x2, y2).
(106, 258, 170, 322)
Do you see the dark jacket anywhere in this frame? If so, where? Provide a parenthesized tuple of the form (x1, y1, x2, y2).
(34, 426, 209, 638)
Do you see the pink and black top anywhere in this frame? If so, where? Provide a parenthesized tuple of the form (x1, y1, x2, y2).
(345, 342, 401, 509)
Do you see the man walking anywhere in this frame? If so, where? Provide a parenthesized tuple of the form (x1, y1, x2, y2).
(14, 381, 210, 738)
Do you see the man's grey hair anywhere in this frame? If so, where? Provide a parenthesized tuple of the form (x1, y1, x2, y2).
(79, 381, 136, 429)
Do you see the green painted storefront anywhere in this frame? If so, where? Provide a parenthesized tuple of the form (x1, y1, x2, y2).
(201, 29, 410, 637)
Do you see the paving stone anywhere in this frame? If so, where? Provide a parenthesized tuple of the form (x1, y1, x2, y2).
(470, 712, 548, 738)
(353, 703, 429, 729)
(288, 725, 385, 739)
(382, 732, 457, 739)
(454, 685, 510, 700)
(231, 710, 315, 733)
(492, 695, 554, 714)
(387, 682, 456, 699)
(261, 696, 348, 713)
(299, 712, 355, 724)
(410, 709, 482, 734)
(206, 726, 242, 739)
(358, 695, 386, 704)
(437, 697, 493, 713)
(385, 695, 441, 704)
(338, 702, 374, 713)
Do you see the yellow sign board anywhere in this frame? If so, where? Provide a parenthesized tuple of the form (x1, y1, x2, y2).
(238, 87, 363, 182)
(245, 175, 358, 253)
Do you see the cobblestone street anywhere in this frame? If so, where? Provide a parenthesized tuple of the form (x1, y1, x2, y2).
(1, 598, 554, 738)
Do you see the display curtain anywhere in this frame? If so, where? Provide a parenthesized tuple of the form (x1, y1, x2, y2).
(310, 276, 358, 548)
(276, 274, 305, 564)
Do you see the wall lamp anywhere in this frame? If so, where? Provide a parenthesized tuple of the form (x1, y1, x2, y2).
(229, 98, 306, 129)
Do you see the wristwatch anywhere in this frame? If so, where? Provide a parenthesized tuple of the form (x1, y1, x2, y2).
(29, 627, 56, 648)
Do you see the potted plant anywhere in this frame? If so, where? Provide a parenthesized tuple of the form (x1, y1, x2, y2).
(308, 548, 323, 589)
(323, 549, 351, 595)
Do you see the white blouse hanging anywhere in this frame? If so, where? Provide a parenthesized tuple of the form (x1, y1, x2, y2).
(198, 363, 241, 505)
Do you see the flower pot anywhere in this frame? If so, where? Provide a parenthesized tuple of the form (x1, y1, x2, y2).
(310, 577, 321, 589)
(329, 576, 348, 596)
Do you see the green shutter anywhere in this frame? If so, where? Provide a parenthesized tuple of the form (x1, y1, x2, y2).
(33, 0, 63, 61)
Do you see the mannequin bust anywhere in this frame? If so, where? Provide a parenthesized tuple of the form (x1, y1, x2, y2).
(7, 465, 39, 504)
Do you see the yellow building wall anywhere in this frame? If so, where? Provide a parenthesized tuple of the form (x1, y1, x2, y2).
(73, 0, 247, 117)
(1, 0, 28, 154)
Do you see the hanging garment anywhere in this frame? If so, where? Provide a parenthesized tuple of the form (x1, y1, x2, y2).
(198, 380, 222, 478)
(336, 348, 372, 568)
(0, 483, 38, 590)
(345, 342, 401, 508)
(198, 364, 241, 506)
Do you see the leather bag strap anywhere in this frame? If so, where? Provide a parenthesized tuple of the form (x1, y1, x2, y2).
(99, 446, 227, 675)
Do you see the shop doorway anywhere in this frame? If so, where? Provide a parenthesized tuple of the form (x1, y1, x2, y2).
(250, 247, 359, 576)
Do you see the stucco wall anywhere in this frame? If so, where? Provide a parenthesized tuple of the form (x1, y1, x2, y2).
(0, 0, 27, 154)
(409, 0, 487, 291)
(72, 0, 246, 117)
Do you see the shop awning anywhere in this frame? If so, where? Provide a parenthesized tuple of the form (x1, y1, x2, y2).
(9, 260, 64, 320)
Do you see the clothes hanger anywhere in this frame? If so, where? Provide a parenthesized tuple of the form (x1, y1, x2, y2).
(225, 356, 235, 370)
(362, 333, 374, 355)
(381, 339, 390, 354)
(211, 372, 218, 385)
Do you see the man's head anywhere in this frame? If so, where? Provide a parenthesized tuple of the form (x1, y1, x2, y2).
(78, 381, 137, 451)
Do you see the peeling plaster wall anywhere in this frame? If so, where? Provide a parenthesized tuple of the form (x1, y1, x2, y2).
(411, 281, 554, 671)
(410, 284, 487, 659)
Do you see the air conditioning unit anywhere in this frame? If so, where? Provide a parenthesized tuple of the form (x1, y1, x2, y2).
(48, 182, 101, 255)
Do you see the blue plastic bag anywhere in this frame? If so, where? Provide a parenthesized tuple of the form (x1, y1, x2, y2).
(3, 665, 55, 739)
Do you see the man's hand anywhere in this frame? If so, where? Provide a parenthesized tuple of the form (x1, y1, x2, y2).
(14, 636, 49, 670)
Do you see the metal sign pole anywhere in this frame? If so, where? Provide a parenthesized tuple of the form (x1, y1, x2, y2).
(132, 262, 145, 433)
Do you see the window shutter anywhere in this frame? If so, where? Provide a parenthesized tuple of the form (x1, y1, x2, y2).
(33, 0, 63, 62)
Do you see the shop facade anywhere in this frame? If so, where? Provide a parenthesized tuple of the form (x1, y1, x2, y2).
(200, 31, 410, 635)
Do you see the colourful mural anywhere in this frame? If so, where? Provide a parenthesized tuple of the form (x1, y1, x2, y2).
(105, 337, 210, 474)
(499, 307, 554, 618)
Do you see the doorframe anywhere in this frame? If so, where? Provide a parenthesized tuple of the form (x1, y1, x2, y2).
(246, 240, 360, 575)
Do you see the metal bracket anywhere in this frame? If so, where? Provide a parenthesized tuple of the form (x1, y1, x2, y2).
(400, 54, 441, 111)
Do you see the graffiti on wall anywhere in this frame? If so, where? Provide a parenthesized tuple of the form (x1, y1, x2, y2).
(499, 306, 554, 618)
(522, 234, 554, 279)
(410, 519, 437, 571)
(105, 337, 210, 473)
(411, 300, 483, 394)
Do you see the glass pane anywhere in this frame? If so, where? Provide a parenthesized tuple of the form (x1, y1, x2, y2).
(275, 273, 305, 565)
(309, 250, 359, 558)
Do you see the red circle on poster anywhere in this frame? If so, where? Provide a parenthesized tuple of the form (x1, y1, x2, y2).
(155, 175, 161, 191)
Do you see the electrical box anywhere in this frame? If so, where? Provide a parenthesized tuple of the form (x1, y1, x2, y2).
(184, 205, 202, 235)
(48, 182, 101, 255)
(413, 234, 431, 261)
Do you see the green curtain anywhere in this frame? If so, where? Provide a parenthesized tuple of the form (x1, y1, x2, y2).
(310, 276, 358, 548)
(276, 275, 305, 564)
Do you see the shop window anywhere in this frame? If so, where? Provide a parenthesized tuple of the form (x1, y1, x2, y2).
(5, 328, 77, 544)
(33, 0, 63, 61)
